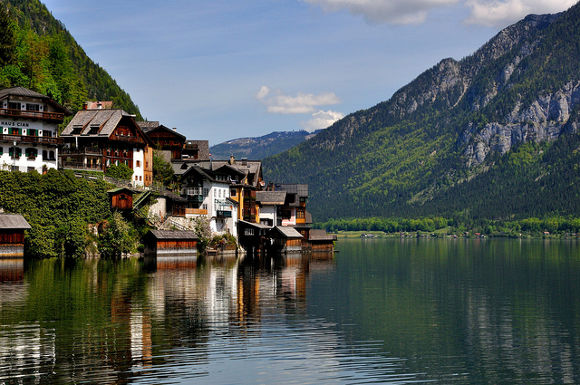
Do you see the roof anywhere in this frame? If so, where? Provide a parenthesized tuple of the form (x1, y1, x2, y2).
(238, 220, 271, 229)
(160, 190, 188, 203)
(136, 121, 160, 132)
(256, 191, 286, 205)
(107, 187, 137, 195)
(0, 86, 70, 114)
(183, 140, 210, 160)
(0, 214, 31, 230)
(272, 226, 303, 239)
(274, 184, 308, 197)
(305, 211, 313, 224)
(147, 230, 198, 240)
(192, 159, 262, 188)
(309, 229, 337, 241)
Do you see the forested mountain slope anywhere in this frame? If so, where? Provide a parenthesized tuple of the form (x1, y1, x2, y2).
(0, 0, 141, 117)
(210, 130, 319, 160)
(264, 3, 580, 221)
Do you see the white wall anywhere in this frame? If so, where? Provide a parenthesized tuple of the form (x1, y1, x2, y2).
(132, 148, 145, 187)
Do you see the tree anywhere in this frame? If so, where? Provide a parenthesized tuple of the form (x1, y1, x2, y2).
(0, 5, 16, 67)
(153, 151, 174, 186)
(105, 163, 133, 180)
(98, 212, 135, 258)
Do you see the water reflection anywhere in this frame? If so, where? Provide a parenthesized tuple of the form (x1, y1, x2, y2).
(1, 241, 580, 384)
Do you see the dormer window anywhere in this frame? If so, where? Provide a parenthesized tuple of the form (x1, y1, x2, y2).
(71, 125, 83, 135)
(89, 125, 99, 135)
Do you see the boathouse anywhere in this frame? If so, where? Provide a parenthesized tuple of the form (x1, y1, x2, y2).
(269, 226, 303, 253)
(0, 214, 31, 257)
(308, 229, 337, 252)
(144, 230, 198, 256)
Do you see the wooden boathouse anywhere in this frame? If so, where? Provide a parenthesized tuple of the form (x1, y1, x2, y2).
(308, 229, 337, 252)
(269, 226, 303, 253)
(144, 230, 198, 257)
(0, 214, 31, 257)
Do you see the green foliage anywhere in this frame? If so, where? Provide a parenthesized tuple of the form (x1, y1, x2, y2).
(263, 5, 580, 222)
(0, 0, 141, 115)
(153, 151, 174, 186)
(105, 163, 133, 180)
(192, 216, 211, 253)
(97, 211, 136, 258)
(0, 169, 111, 257)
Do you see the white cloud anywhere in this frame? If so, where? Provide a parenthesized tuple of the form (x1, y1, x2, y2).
(302, 110, 345, 131)
(256, 86, 341, 114)
(465, 0, 576, 27)
(304, 0, 459, 24)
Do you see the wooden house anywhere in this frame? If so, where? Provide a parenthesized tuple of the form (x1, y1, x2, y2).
(144, 230, 198, 257)
(269, 226, 303, 254)
(0, 214, 31, 257)
(60, 109, 154, 187)
(237, 220, 271, 255)
(107, 187, 137, 211)
(137, 121, 186, 161)
(308, 229, 337, 252)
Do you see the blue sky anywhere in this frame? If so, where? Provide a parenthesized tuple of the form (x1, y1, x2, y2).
(42, 0, 575, 145)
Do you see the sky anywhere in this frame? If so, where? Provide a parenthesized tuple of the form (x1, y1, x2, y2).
(42, 0, 576, 145)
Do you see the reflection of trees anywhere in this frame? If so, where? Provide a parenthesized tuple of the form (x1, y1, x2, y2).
(310, 239, 580, 384)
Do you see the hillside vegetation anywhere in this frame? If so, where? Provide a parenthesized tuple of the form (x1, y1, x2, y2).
(0, 0, 141, 116)
(264, 3, 580, 222)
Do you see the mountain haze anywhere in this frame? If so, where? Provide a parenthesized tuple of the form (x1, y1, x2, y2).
(210, 130, 319, 160)
(264, 3, 580, 221)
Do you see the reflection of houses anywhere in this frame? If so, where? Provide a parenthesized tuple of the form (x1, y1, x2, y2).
(0, 87, 70, 173)
(59, 109, 154, 187)
(0, 214, 31, 257)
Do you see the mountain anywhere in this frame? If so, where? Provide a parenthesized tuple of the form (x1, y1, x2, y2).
(0, 0, 141, 117)
(264, 3, 580, 222)
(210, 130, 319, 160)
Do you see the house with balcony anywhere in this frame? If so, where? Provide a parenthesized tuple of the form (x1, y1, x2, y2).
(59, 109, 154, 187)
(137, 121, 186, 161)
(173, 162, 245, 237)
(0, 87, 70, 173)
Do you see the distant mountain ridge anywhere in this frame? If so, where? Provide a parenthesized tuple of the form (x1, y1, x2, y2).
(210, 130, 320, 160)
(0, 0, 141, 116)
(264, 3, 580, 221)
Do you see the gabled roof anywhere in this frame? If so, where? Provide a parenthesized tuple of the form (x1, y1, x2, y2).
(138, 123, 186, 140)
(136, 121, 160, 132)
(309, 229, 337, 241)
(256, 191, 286, 205)
(61, 109, 152, 145)
(272, 226, 303, 239)
(107, 187, 137, 195)
(0, 86, 70, 114)
(0, 214, 31, 230)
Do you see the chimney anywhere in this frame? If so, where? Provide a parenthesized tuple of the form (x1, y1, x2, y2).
(97, 102, 102, 109)
(82, 102, 88, 110)
(229, 155, 235, 165)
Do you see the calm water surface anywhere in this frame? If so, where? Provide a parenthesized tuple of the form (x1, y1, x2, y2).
(1, 239, 580, 384)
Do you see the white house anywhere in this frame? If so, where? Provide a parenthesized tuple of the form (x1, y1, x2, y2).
(0, 87, 69, 173)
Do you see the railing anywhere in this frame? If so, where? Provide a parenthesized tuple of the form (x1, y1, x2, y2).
(185, 188, 203, 196)
(0, 134, 62, 145)
(60, 147, 101, 155)
(60, 161, 103, 171)
(185, 208, 208, 216)
(216, 210, 232, 218)
(112, 134, 143, 144)
(0, 108, 64, 121)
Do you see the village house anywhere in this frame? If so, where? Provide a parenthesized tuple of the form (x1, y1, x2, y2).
(137, 121, 186, 161)
(59, 109, 154, 187)
(0, 87, 70, 173)
(182, 140, 210, 160)
(171, 162, 244, 237)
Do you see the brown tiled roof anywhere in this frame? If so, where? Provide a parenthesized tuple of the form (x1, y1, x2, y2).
(309, 229, 337, 241)
(61, 110, 149, 143)
(272, 226, 303, 239)
(148, 230, 198, 240)
(0, 214, 31, 230)
(256, 191, 286, 205)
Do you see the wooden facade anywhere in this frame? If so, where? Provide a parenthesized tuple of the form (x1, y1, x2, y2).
(108, 188, 135, 211)
(144, 230, 199, 257)
(0, 214, 31, 257)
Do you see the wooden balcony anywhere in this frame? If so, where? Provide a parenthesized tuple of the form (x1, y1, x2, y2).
(185, 208, 208, 216)
(60, 147, 101, 155)
(0, 134, 62, 146)
(60, 161, 103, 171)
(112, 134, 143, 145)
(0, 108, 64, 122)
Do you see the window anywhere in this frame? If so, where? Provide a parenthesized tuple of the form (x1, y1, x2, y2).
(230, 189, 237, 197)
(27, 129, 37, 137)
(26, 104, 40, 111)
(9, 147, 21, 159)
(43, 150, 48, 159)
(202, 204, 208, 210)
(297, 208, 305, 219)
(43, 130, 53, 137)
(8, 102, 20, 110)
(136, 160, 141, 167)
(26, 148, 38, 159)
(49, 151, 55, 160)
(135, 175, 138, 181)
(10, 127, 21, 135)
(139, 176, 142, 181)
(203, 188, 209, 196)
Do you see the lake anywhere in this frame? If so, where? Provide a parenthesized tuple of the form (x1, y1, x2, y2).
(1, 239, 579, 384)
